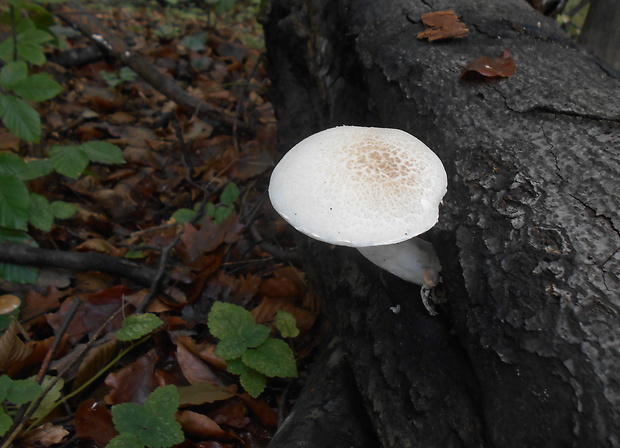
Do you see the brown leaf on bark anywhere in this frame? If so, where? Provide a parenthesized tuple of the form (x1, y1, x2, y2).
(461, 49, 517, 79)
(417, 10, 469, 41)
(74, 398, 118, 446)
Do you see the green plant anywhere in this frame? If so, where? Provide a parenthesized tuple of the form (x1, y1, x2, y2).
(0, 376, 42, 436)
(100, 67, 138, 88)
(108, 385, 184, 448)
(0, 1, 127, 284)
(172, 181, 240, 224)
(207, 302, 298, 397)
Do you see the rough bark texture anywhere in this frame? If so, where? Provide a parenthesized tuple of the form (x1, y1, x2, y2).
(263, 0, 620, 447)
(578, 0, 620, 71)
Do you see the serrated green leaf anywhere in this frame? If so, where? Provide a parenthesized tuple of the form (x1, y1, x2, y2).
(0, 61, 28, 88)
(145, 385, 179, 415)
(107, 433, 143, 448)
(28, 192, 53, 231)
(239, 367, 266, 398)
(208, 302, 270, 349)
(0, 94, 41, 142)
(220, 182, 239, 205)
(0, 153, 27, 176)
(242, 339, 297, 378)
(49, 145, 89, 178)
(15, 41, 46, 66)
(112, 386, 183, 448)
(275, 310, 300, 338)
(0, 410, 12, 437)
(5, 377, 42, 405)
(0, 174, 29, 230)
(225, 357, 246, 375)
(49, 200, 76, 219)
(21, 158, 52, 180)
(12, 73, 62, 102)
(30, 376, 63, 419)
(80, 141, 125, 164)
(214, 336, 247, 360)
(117, 313, 163, 341)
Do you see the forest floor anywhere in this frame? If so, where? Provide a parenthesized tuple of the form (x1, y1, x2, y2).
(0, 2, 320, 447)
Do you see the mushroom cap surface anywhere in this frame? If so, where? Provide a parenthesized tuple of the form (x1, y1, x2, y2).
(269, 126, 447, 247)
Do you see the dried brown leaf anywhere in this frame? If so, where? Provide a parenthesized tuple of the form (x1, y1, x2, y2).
(0, 320, 32, 372)
(417, 10, 469, 41)
(19, 423, 69, 447)
(74, 398, 118, 446)
(73, 336, 119, 392)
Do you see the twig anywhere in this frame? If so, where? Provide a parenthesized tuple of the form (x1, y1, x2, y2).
(0, 243, 158, 287)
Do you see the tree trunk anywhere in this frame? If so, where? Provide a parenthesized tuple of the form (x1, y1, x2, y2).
(263, 0, 620, 447)
(578, 0, 620, 71)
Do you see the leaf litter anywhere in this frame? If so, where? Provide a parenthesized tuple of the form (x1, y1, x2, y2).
(0, 2, 319, 447)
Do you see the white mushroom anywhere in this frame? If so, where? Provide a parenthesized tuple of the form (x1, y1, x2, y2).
(268, 126, 447, 314)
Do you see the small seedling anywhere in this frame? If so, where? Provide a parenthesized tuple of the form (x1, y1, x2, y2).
(207, 302, 298, 397)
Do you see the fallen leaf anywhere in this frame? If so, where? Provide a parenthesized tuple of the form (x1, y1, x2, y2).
(0, 320, 33, 372)
(461, 49, 517, 79)
(176, 410, 233, 440)
(176, 337, 225, 385)
(19, 423, 69, 447)
(104, 350, 162, 405)
(74, 399, 118, 446)
(417, 10, 469, 41)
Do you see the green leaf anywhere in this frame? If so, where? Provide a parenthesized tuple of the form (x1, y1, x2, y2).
(49, 145, 89, 178)
(28, 192, 53, 231)
(117, 313, 163, 341)
(213, 205, 233, 223)
(80, 141, 125, 164)
(0, 411, 12, 436)
(275, 310, 300, 338)
(0, 94, 41, 143)
(0, 174, 29, 230)
(50, 200, 76, 219)
(0, 375, 12, 401)
(208, 302, 270, 348)
(0, 228, 39, 284)
(171, 208, 196, 224)
(21, 158, 52, 180)
(240, 368, 267, 398)
(242, 339, 297, 378)
(221, 359, 266, 398)
(2, 377, 42, 405)
(0, 61, 28, 89)
(12, 73, 62, 102)
(179, 31, 207, 52)
(0, 153, 27, 176)
(112, 386, 183, 448)
(107, 432, 143, 448)
(214, 337, 247, 360)
(18, 28, 54, 45)
(30, 376, 63, 420)
(220, 182, 239, 205)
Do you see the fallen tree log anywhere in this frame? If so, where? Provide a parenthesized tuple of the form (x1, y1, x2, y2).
(263, 0, 620, 447)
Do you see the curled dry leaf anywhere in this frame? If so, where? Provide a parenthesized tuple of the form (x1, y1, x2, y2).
(176, 337, 225, 385)
(0, 320, 33, 371)
(73, 335, 119, 393)
(462, 49, 517, 79)
(417, 10, 469, 41)
(176, 410, 234, 440)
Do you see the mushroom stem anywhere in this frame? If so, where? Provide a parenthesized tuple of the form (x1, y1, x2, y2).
(357, 238, 442, 315)
(357, 237, 441, 288)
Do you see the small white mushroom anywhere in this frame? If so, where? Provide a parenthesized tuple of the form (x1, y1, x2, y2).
(269, 126, 447, 314)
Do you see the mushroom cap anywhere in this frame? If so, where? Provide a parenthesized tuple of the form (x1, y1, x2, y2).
(269, 126, 447, 247)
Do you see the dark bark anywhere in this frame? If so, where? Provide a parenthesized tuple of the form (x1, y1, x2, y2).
(578, 0, 620, 71)
(263, 0, 620, 447)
